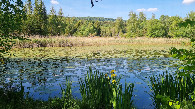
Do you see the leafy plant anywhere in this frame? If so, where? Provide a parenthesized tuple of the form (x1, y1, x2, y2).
(79, 67, 134, 109)
(170, 38, 195, 75)
(150, 39, 195, 108)
(150, 73, 195, 108)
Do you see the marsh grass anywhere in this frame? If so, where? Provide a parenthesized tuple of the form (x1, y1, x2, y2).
(78, 67, 134, 109)
(150, 72, 195, 108)
(13, 36, 190, 48)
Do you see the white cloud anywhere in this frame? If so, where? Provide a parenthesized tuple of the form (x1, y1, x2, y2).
(51, 0, 59, 5)
(147, 8, 158, 12)
(182, 0, 195, 4)
(136, 8, 158, 12)
(136, 8, 146, 12)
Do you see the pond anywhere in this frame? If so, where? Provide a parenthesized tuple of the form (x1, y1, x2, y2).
(0, 44, 189, 108)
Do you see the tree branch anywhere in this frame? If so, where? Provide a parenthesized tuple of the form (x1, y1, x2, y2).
(91, 0, 101, 7)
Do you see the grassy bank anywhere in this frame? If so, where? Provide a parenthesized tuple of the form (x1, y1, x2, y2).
(14, 36, 190, 48)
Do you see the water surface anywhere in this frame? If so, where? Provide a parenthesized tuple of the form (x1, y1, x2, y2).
(0, 44, 189, 108)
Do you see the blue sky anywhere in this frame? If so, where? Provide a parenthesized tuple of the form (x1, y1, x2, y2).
(24, 0, 195, 20)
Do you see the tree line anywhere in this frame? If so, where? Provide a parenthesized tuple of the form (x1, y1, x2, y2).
(2, 0, 195, 38)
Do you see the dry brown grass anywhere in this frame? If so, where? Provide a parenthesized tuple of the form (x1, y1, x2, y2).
(14, 36, 190, 48)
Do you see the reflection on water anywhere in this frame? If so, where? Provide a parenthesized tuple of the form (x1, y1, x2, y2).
(0, 46, 182, 108)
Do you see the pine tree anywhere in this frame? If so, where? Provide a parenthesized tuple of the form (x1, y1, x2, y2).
(23, 0, 33, 36)
(48, 7, 58, 36)
(39, 0, 48, 36)
(57, 8, 66, 36)
(32, 0, 41, 35)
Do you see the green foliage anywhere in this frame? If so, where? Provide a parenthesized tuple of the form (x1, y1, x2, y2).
(137, 12, 147, 37)
(78, 68, 134, 109)
(186, 11, 195, 21)
(115, 17, 125, 36)
(150, 73, 195, 108)
(32, 0, 48, 36)
(1, 0, 194, 39)
(126, 11, 139, 37)
(48, 7, 58, 36)
(57, 8, 66, 36)
(0, 83, 25, 109)
(147, 19, 166, 37)
(22, 0, 33, 36)
(50, 81, 79, 109)
(0, 82, 79, 109)
(170, 39, 195, 74)
(150, 39, 195, 108)
(0, 0, 25, 57)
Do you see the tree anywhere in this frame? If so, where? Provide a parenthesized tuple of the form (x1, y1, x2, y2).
(39, 0, 48, 36)
(137, 12, 146, 37)
(126, 11, 138, 37)
(168, 16, 183, 37)
(151, 13, 155, 19)
(115, 17, 124, 36)
(23, 0, 33, 36)
(0, 0, 25, 54)
(159, 15, 170, 37)
(57, 8, 66, 35)
(48, 7, 58, 36)
(186, 11, 195, 21)
(94, 21, 101, 36)
(146, 19, 166, 37)
(31, 0, 48, 36)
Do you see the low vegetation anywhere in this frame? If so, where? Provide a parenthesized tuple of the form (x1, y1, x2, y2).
(13, 37, 190, 48)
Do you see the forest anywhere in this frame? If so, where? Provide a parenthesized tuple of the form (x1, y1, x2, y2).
(5, 0, 195, 38)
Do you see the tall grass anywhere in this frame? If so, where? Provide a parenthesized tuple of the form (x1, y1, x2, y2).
(150, 72, 195, 108)
(13, 36, 190, 48)
(78, 67, 134, 109)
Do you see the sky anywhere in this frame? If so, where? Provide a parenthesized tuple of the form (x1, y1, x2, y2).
(23, 0, 195, 20)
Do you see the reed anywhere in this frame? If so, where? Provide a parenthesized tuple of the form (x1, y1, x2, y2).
(150, 72, 195, 108)
(13, 36, 190, 48)
(78, 67, 134, 109)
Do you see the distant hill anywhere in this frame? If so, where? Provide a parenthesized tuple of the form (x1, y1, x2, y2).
(67, 17, 116, 21)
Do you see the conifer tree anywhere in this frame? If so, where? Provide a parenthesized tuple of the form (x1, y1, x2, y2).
(23, 0, 33, 36)
(32, 0, 41, 35)
(48, 7, 58, 36)
(39, 0, 48, 36)
(57, 8, 66, 35)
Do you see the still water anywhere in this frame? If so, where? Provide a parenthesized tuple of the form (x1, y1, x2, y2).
(0, 45, 187, 108)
